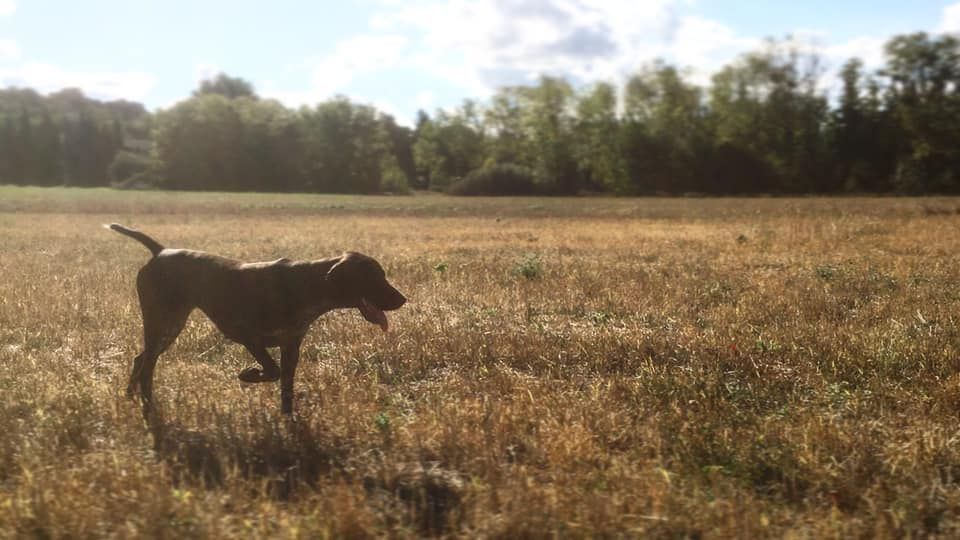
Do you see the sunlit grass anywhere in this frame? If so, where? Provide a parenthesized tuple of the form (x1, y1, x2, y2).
(1, 189, 959, 536)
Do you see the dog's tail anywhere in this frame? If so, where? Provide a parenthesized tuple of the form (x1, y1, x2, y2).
(104, 223, 164, 257)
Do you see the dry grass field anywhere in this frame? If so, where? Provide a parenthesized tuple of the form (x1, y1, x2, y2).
(2, 186, 960, 538)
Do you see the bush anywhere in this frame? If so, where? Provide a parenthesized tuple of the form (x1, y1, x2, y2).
(448, 164, 541, 196)
(112, 170, 161, 190)
(108, 151, 154, 186)
(702, 143, 779, 194)
(513, 253, 543, 280)
(380, 158, 412, 194)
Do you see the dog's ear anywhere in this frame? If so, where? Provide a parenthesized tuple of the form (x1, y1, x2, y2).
(326, 254, 350, 282)
(326, 252, 406, 312)
(326, 253, 361, 292)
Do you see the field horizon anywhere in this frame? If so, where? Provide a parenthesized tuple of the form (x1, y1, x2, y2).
(2, 188, 960, 537)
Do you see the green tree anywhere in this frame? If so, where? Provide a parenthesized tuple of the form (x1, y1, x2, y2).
(709, 39, 830, 192)
(153, 94, 243, 190)
(0, 117, 13, 183)
(828, 58, 897, 191)
(0, 88, 144, 187)
(881, 32, 960, 192)
(154, 94, 300, 191)
(412, 113, 443, 190)
(412, 104, 485, 190)
(623, 62, 708, 193)
(518, 76, 578, 193)
(12, 109, 32, 184)
(299, 97, 393, 193)
(573, 82, 628, 193)
(234, 98, 301, 191)
(483, 89, 529, 167)
(381, 114, 417, 189)
(62, 111, 115, 186)
(193, 73, 258, 100)
(33, 111, 63, 186)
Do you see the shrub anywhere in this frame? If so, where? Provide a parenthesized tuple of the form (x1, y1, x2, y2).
(380, 158, 412, 194)
(108, 151, 154, 186)
(448, 163, 541, 196)
(513, 253, 543, 280)
(112, 170, 161, 190)
(702, 143, 779, 194)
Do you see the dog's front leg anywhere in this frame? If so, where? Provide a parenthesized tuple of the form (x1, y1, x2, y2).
(239, 343, 281, 383)
(279, 337, 304, 415)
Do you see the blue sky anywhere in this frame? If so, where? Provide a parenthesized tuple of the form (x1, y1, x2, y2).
(1, 0, 958, 124)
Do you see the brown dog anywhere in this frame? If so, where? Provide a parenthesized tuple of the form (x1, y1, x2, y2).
(107, 223, 406, 415)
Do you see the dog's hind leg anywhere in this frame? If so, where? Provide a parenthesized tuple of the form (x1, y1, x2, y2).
(128, 271, 192, 414)
(129, 305, 191, 411)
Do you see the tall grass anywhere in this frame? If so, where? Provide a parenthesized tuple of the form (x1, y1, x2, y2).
(1, 189, 959, 537)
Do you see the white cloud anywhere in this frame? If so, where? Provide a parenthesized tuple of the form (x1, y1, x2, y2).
(415, 90, 435, 110)
(940, 2, 960, 33)
(0, 0, 153, 104)
(273, 0, 945, 117)
(823, 35, 887, 69)
(670, 16, 758, 86)
(264, 33, 411, 108)
(311, 34, 409, 98)
(193, 63, 222, 85)
(365, 95, 413, 126)
(363, 0, 950, 106)
(0, 63, 155, 101)
(372, 0, 682, 93)
(260, 87, 313, 109)
(260, 33, 411, 109)
(0, 38, 18, 59)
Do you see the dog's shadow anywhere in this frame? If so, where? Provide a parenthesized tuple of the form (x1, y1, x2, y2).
(145, 410, 339, 499)
(148, 416, 226, 489)
(144, 411, 464, 535)
(147, 413, 464, 535)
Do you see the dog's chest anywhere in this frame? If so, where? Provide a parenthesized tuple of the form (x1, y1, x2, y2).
(204, 303, 328, 345)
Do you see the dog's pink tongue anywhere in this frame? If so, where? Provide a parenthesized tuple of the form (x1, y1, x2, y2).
(359, 299, 389, 332)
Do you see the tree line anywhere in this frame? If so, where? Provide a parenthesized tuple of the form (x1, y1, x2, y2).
(1, 32, 959, 195)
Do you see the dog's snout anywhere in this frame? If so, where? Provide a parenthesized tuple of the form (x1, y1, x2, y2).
(384, 287, 406, 311)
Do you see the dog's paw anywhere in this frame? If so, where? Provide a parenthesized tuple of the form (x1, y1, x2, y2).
(238, 367, 280, 383)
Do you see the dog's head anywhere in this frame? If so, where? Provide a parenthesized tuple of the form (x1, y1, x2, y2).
(326, 252, 406, 331)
